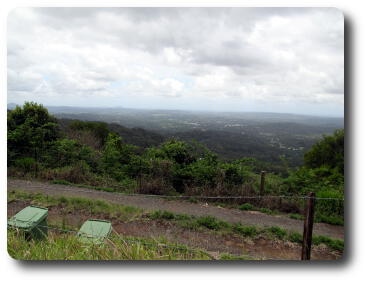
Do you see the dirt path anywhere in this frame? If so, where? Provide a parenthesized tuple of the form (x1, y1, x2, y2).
(7, 179, 344, 239)
(7, 200, 341, 260)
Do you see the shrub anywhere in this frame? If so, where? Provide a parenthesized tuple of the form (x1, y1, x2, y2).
(233, 224, 257, 237)
(14, 157, 38, 173)
(39, 160, 93, 184)
(135, 177, 175, 196)
(312, 235, 344, 252)
(315, 190, 344, 218)
(149, 210, 175, 220)
(266, 226, 287, 239)
(196, 216, 228, 230)
(259, 208, 274, 215)
(239, 203, 254, 211)
(315, 213, 344, 226)
(288, 232, 303, 243)
(160, 139, 196, 165)
(222, 164, 244, 186)
(183, 154, 220, 187)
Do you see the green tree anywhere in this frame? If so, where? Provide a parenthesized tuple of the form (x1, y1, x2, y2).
(7, 102, 60, 167)
(69, 120, 110, 147)
(304, 129, 344, 174)
(101, 133, 138, 180)
(160, 139, 196, 165)
(44, 138, 98, 169)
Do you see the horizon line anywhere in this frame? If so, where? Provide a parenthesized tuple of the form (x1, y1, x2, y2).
(7, 102, 344, 119)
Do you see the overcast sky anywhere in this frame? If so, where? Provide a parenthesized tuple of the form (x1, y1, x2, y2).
(7, 8, 344, 117)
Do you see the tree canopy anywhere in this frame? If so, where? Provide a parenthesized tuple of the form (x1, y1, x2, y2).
(7, 102, 60, 165)
(304, 129, 344, 174)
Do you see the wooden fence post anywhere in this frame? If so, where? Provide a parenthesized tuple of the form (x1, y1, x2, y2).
(301, 192, 316, 260)
(259, 171, 266, 196)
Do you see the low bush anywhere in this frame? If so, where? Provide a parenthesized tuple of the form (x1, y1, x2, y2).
(149, 210, 176, 220)
(14, 157, 38, 174)
(259, 208, 274, 215)
(315, 213, 344, 226)
(195, 216, 229, 230)
(239, 203, 254, 211)
(312, 235, 344, 252)
(135, 177, 176, 196)
(39, 160, 93, 184)
(287, 232, 303, 243)
(266, 226, 287, 239)
(233, 223, 258, 237)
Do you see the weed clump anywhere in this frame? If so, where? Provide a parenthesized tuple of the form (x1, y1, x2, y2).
(287, 232, 303, 243)
(259, 208, 274, 215)
(233, 223, 258, 237)
(312, 235, 344, 252)
(195, 216, 229, 230)
(239, 203, 254, 211)
(149, 210, 176, 220)
(266, 226, 287, 239)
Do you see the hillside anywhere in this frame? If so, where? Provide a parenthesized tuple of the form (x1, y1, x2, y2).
(58, 118, 165, 149)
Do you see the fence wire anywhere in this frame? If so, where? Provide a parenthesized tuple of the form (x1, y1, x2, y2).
(22, 184, 344, 201)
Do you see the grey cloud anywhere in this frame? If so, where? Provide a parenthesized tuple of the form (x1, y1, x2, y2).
(7, 7, 344, 115)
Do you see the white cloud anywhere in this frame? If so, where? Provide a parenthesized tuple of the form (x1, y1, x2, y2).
(7, 7, 344, 116)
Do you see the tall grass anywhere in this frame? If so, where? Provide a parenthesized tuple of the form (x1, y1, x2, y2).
(7, 230, 213, 260)
(8, 190, 143, 222)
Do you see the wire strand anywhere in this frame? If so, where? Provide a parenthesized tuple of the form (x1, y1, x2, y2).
(28, 184, 344, 201)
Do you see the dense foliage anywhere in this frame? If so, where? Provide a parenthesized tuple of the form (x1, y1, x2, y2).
(7, 102, 344, 223)
(7, 102, 60, 170)
(304, 129, 344, 174)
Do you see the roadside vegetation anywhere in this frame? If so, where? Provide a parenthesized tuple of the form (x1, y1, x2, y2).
(8, 190, 144, 222)
(7, 230, 218, 260)
(8, 190, 344, 253)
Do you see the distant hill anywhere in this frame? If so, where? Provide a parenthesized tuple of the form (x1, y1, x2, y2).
(57, 118, 165, 149)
